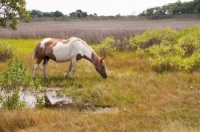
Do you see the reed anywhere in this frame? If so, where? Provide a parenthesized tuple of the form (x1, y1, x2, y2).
(1, 20, 200, 44)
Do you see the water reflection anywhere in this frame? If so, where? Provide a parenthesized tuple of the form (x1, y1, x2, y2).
(0, 89, 73, 108)
(0, 88, 112, 113)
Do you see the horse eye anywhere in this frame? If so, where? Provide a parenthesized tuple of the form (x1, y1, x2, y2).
(102, 66, 105, 70)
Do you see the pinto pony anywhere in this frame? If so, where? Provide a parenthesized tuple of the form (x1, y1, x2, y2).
(33, 37, 107, 78)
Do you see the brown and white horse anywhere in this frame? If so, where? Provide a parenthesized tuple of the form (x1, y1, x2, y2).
(33, 37, 107, 78)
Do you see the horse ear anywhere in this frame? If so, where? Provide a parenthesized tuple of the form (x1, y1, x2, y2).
(100, 58, 103, 63)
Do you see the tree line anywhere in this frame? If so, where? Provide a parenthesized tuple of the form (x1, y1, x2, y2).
(29, 9, 97, 18)
(140, 0, 200, 16)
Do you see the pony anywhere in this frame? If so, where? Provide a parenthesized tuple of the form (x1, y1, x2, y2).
(33, 37, 107, 79)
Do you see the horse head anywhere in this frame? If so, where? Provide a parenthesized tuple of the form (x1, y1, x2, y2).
(96, 58, 107, 78)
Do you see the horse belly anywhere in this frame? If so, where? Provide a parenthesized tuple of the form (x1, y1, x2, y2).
(53, 45, 72, 62)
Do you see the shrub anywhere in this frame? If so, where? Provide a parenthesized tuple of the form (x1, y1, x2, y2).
(147, 26, 200, 72)
(94, 37, 116, 58)
(129, 28, 178, 50)
(113, 37, 131, 51)
(0, 58, 40, 90)
(0, 41, 16, 61)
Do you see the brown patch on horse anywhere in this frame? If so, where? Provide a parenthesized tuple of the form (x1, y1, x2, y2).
(62, 40, 70, 44)
(91, 52, 107, 78)
(34, 42, 46, 63)
(43, 39, 61, 61)
(91, 52, 100, 66)
(76, 54, 93, 63)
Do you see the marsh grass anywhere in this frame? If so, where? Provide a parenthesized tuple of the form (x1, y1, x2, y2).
(1, 20, 200, 44)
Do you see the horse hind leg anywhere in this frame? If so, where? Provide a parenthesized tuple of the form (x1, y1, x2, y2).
(43, 56, 49, 78)
(33, 59, 43, 79)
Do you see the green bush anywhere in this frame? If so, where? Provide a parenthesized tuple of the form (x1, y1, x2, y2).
(128, 26, 200, 72)
(94, 37, 116, 58)
(0, 58, 40, 90)
(0, 41, 16, 61)
(129, 28, 178, 50)
(147, 26, 200, 72)
(113, 37, 131, 51)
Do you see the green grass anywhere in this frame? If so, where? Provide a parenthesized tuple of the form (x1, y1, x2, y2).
(0, 38, 40, 54)
(0, 39, 200, 131)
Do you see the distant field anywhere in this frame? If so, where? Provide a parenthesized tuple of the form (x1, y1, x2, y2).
(1, 20, 200, 43)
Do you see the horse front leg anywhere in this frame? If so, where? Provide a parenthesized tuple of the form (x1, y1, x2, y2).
(64, 61, 72, 78)
(71, 58, 76, 78)
(33, 63, 39, 79)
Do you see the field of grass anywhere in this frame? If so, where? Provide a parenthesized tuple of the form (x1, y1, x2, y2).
(0, 20, 200, 131)
(1, 20, 200, 43)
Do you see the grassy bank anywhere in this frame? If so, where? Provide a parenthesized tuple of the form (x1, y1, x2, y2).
(0, 38, 200, 131)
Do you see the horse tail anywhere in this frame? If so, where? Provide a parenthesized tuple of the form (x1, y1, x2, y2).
(33, 42, 39, 59)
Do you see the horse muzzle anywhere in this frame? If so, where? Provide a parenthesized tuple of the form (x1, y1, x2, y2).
(101, 73, 107, 78)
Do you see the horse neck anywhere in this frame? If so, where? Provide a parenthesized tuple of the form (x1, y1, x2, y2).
(82, 51, 100, 68)
(78, 40, 100, 68)
(91, 52, 101, 67)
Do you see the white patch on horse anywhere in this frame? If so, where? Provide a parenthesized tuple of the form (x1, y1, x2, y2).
(76, 38, 95, 59)
(40, 38, 51, 49)
(53, 41, 72, 62)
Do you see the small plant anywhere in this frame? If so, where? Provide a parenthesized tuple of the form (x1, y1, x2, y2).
(36, 96, 45, 107)
(0, 41, 16, 61)
(2, 90, 27, 110)
(0, 58, 40, 90)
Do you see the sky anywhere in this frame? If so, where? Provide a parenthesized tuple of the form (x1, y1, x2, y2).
(25, 0, 193, 16)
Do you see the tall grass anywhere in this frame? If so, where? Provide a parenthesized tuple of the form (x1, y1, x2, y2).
(1, 20, 200, 43)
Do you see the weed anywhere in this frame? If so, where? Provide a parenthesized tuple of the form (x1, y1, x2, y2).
(0, 58, 40, 90)
(0, 41, 16, 61)
(1, 90, 27, 110)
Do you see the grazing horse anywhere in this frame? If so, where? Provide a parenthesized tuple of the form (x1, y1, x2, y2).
(33, 37, 107, 79)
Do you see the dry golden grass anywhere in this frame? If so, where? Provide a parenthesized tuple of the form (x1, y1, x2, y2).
(1, 49, 200, 131)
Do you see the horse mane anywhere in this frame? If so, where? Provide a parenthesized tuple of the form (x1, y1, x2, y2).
(70, 37, 96, 54)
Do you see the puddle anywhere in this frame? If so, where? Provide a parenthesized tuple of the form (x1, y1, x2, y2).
(0, 88, 112, 113)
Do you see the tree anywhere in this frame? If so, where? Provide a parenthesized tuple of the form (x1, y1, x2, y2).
(30, 10, 43, 17)
(181, 1, 193, 13)
(53, 10, 63, 17)
(76, 9, 82, 17)
(69, 12, 76, 17)
(43, 12, 53, 17)
(69, 9, 88, 18)
(82, 12, 87, 17)
(0, 0, 30, 30)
